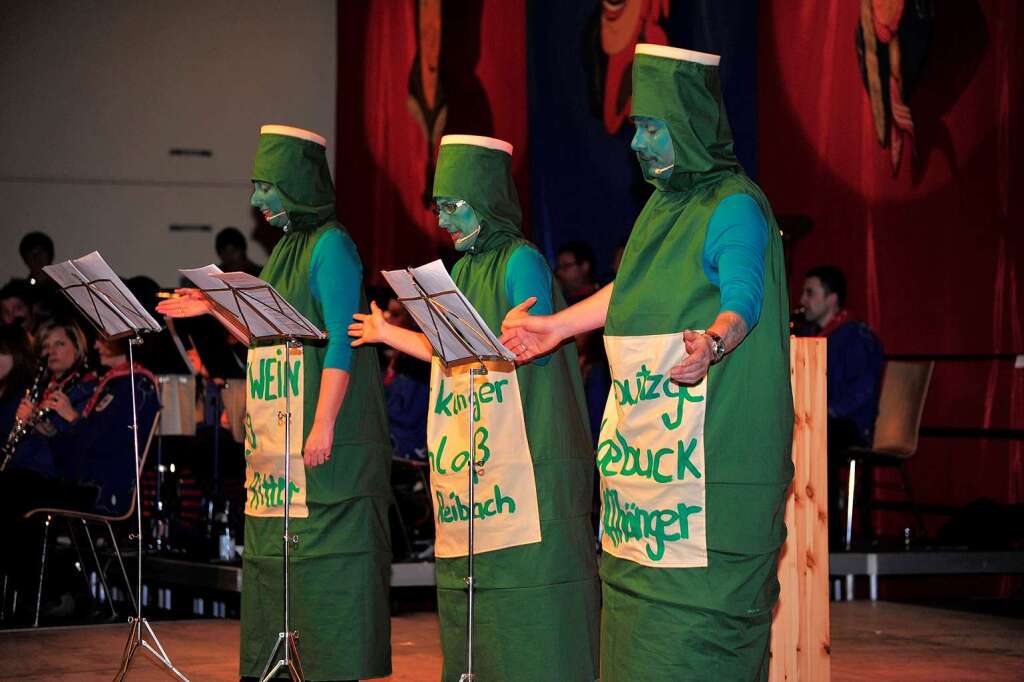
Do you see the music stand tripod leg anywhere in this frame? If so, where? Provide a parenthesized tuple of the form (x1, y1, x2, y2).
(459, 364, 486, 682)
(114, 338, 188, 681)
(259, 338, 304, 682)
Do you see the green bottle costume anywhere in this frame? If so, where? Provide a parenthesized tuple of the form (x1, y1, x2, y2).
(431, 139, 600, 681)
(241, 130, 392, 680)
(599, 49, 794, 680)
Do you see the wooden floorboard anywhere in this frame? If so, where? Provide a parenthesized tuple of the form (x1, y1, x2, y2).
(1, 602, 1022, 680)
(830, 601, 1024, 682)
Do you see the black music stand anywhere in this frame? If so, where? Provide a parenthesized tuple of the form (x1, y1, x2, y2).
(43, 253, 185, 681)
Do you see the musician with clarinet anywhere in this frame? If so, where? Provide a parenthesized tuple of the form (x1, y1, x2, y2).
(0, 319, 97, 620)
(2, 319, 96, 479)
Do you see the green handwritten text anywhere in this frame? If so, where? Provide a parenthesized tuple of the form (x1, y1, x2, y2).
(247, 348, 301, 401)
(248, 471, 301, 511)
(433, 377, 509, 420)
(436, 484, 517, 524)
(602, 488, 702, 561)
(598, 427, 701, 482)
(612, 363, 704, 430)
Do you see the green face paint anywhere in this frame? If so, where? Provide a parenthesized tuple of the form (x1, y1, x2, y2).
(250, 181, 289, 228)
(630, 116, 675, 182)
(434, 195, 481, 252)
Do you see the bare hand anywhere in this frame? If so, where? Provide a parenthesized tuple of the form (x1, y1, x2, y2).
(303, 420, 334, 467)
(42, 390, 78, 422)
(348, 300, 390, 346)
(499, 297, 563, 364)
(669, 331, 712, 385)
(156, 288, 210, 318)
(16, 398, 35, 421)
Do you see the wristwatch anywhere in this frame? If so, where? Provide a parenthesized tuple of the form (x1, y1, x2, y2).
(703, 331, 726, 364)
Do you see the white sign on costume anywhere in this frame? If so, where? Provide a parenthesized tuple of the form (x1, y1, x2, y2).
(243, 343, 308, 518)
(427, 357, 542, 557)
(599, 333, 709, 568)
(382, 260, 541, 557)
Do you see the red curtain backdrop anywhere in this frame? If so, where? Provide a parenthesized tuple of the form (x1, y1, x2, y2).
(337, 1, 528, 285)
(759, 0, 1023, 535)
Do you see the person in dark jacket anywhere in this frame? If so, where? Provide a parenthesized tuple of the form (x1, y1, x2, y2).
(5, 319, 96, 481)
(53, 335, 160, 515)
(796, 265, 884, 545)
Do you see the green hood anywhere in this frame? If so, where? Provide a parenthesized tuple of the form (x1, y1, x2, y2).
(432, 141, 522, 253)
(251, 132, 337, 231)
(631, 51, 741, 192)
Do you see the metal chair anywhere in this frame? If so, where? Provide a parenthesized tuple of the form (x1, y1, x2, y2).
(844, 361, 934, 549)
(24, 411, 161, 626)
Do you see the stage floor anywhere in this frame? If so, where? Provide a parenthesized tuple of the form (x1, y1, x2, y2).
(1, 601, 1022, 680)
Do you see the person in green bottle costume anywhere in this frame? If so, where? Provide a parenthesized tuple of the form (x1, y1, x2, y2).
(159, 125, 392, 681)
(349, 135, 600, 681)
(502, 45, 794, 681)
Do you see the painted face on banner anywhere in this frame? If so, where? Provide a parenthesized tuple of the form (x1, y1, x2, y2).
(630, 115, 675, 181)
(434, 195, 481, 252)
(250, 182, 289, 228)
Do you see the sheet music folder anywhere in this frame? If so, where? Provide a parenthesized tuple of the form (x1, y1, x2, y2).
(43, 251, 162, 340)
(381, 260, 514, 368)
(178, 265, 325, 344)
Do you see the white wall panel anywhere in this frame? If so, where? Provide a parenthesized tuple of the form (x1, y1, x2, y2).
(0, 0, 336, 282)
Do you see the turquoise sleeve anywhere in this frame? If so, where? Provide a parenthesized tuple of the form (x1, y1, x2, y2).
(310, 229, 361, 372)
(504, 245, 553, 366)
(702, 193, 768, 329)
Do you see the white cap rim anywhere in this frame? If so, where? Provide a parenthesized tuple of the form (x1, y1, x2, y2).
(260, 125, 327, 147)
(440, 134, 513, 155)
(635, 44, 721, 66)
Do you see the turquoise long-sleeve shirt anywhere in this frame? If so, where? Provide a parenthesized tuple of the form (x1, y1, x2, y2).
(702, 193, 768, 329)
(504, 245, 553, 366)
(309, 229, 361, 372)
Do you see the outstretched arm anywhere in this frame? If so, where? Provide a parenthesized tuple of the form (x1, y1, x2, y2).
(500, 283, 613, 364)
(156, 288, 250, 344)
(349, 300, 434, 362)
(669, 312, 748, 385)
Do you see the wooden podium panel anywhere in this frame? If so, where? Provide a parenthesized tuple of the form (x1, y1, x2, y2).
(770, 337, 831, 681)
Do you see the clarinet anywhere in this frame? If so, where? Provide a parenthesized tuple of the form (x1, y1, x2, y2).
(0, 361, 50, 471)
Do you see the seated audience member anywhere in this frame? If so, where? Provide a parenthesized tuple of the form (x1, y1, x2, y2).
(18, 231, 74, 326)
(795, 265, 883, 542)
(5, 320, 97, 480)
(215, 226, 263, 276)
(53, 336, 160, 515)
(382, 296, 429, 461)
(0, 279, 36, 334)
(19, 231, 55, 287)
(556, 240, 600, 304)
(0, 321, 98, 617)
(0, 325, 35, 438)
(610, 239, 627, 277)
(556, 241, 610, 443)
